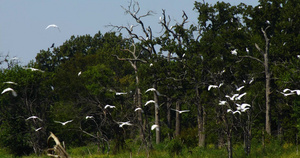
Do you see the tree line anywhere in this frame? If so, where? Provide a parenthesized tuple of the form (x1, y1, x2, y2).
(1, 1, 300, 157)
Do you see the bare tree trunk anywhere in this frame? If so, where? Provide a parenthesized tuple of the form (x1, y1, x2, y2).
(153, 83, 160, 144)
(227, 132, 233, 158)
(175, 100, 181, 137)
(167, 97, 172, 140)
(244, 110, 251, 156)
(196, 86, 205, 147)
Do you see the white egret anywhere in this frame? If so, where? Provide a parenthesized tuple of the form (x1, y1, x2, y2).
(291, 90, 300, 95)
(227, 109, 241, 115)
(150, 63, 153, 67)
(26, 116, 43, 121)
(23, 67, 44, 72)
(104, 105, 116, 109)
(283, 88, 292, 93)
(235, 92, 247, 100)
(236, 86, 245, 91)
(246, 48, 249, 53)
(231, 49, 238, 55)
(45, 24, 61, 32)
(236, 103, 251, 111)
(33, 127, 42, 132)
(249, 78, 254, 84)
(145, 88, 161, 96)
(145, 100, 155, 106)
(134, 107, 144, 113)
(86, 116, 94, 119)
(225, 94, 239, 101)
(3, 81, 17, 85)
(151, 124, 159, 131)
(219, 100, 227, 105)
(1, 87, 17, 97)
(208, 83, 223, 91)
(171, 108, 190, 114)
(118, 121, 132, 128)
(281, 92, 295, 97)
(116, 92, 127, 95)
(297, 55, 300, 59)
(78, 71, 82, 76)
(54, 120, 73, 125)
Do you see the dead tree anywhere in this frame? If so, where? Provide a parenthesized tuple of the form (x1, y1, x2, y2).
(46, 132, 69, 158)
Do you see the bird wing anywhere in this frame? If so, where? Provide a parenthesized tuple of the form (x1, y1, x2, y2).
(1, 88, 14, 94)
(145, 88, 156, 93)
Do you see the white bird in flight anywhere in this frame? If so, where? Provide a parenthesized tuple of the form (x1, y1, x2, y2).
(117, 121, 132, 128)
(171, 108, 190, 114)
(1, 87, 17, 97)
(54, 120, 73, 125)
(116, 92, 127, 95)
(208, 83, 223, 91)
(86, 116, 94, 119)
(236, 86, 245, 91)
(33, 127, 42, 132)
(219, 100, 227, 105)
(134, 107, 144, 113)
(231, 49, 238, 55)
(236, 103, 251, 112)
(104, 105, 116, 109)
(45, 24, 61, 32)
(145, 88, 161, 96)
(151, 124, 159, 131)
(26, 116, 43, 121)
(225, 94, 239, 101)
(235, 92, 247, 100)
(145, 100, 155, 106)
(3, 81, 17, 85)
(23, 67, 44, 72)
(227, 109, 241, 115)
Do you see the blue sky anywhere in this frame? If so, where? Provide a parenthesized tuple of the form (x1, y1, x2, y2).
(0, 0, 259, 66)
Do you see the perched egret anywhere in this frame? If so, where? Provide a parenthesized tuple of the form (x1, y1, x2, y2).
(219, 100, 227, 105)
(54, 120, 73, 125)
(171, 108, 190, 114)
(1, 87, 17, 97)
(104, 105, 116, 109)
(151, 124, 159, 131)
(235, 92, 247, 100)
(150, 63, 153, 67)
(26, 116, 43, 121)
(3, 81, 17, 85)
(78, 71, 82, 76)
(118, 121, 132, 128)
(246, 48, 249, 53)
(297, 55, 300, 59)
(45, 24, 61, 32)
(86, 116, 94, 119)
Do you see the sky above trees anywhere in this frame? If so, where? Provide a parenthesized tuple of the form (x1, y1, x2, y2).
(0, 0, 258, 66)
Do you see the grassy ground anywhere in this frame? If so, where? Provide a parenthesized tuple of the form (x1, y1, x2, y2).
(1, 140, 299, 158)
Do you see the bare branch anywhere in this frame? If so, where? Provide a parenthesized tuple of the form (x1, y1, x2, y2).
(239, 55, 264, 65)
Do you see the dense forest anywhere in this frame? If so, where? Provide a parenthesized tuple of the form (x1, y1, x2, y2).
(1, 0, 300, 157)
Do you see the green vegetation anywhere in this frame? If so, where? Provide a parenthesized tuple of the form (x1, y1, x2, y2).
(1, 0, 300, 157)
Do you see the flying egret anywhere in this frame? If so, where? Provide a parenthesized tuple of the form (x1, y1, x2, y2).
(227, 109, 241, 115)
(1, 87, 17, 97)
(208, 83, 223, 91)
(236, 103, 251, 111)
(104, 105, 116, 109)
(86, 116, 94, 119)
(23, 67, 44, 72)
(54, 120, 73, 125)
(151, 124, 159, 131)
(236, 86, 245, 91)
(231, 49, 238, 55)
(171, 108, 190, 114)
(281, 92, 295, 96)
(117, 121, 132, 128)
(3, 81, 17, 85)
(33, 127, 42, 132)
(25, 116, 43, 121)
(116, 92, 127, 95)
(134, 107, 144, 113)
(45, 24, 61, 32)
(249, 78, 254, 84)
(219, 100, 227, 105)
(283, 88, 292, 93)
(145, 88, 161, 96)
(291, 90, 300, 95)
(145, 100, 155, 106)
(235, 92, 247, 100)
(225, 94, 239, 101)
